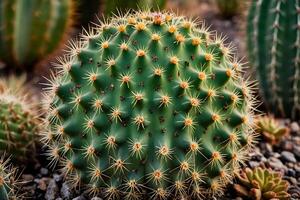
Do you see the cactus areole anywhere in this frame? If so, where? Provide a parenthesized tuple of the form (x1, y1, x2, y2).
(44, 11, 256, 199)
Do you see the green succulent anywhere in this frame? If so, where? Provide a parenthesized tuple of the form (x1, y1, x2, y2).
(43, 11, 257, 199)
(0, 0, 75, 69)
(0, 75, 40, 161)
(255, 116, 289, 145)
(234, 167, 290, 200)
(247, 0, 300, 119)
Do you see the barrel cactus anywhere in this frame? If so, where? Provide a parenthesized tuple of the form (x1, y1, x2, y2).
(43, 11, 257, 199)
(234, 167, 290, 200)
(0, 76, 40, 160)
(0, 0, 74, 68)
(0, 156, 20, 200)
(247, 0, 300, 119)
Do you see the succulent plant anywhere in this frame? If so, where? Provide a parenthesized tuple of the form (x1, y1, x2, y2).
(0, 156, 21, 200)
(255, 115, 289, 145)
(43, 11, 257, 199)
(234, 167, 290, 200)
(215, 0, 242, 18)
(0, 0, 75, 69)
(247, 0, 300, 119)
(0, 75, 40, 160)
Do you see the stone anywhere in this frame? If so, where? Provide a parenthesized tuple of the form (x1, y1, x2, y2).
(72, 196, 86, 200)
(40, 168, 49, 176)
(45, 179, 58, 200)
(290, 122, 300, 133)
(268, 157, 284, 169)
(61, 183, 72, 199)
(281, 151, 297, 163)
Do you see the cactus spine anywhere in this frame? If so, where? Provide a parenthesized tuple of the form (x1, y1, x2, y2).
(0, 76, 39, 160)
(43, 11, 257, 199)
(0, 0, 74, 68)
(247, 0, 300, 119)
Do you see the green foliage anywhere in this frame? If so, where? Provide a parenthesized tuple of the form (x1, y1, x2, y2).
(247, 0, 300, 119)
(0, 0, 74, 69)
(234, 167, 290, 200)
(103, 0, 167, 16)
(43, 11, 256, 199)
(0, 156, 20, 200)
(0, 76, 39, 161)
(215, 0, 241, 18)
(255, 115, 289, 145)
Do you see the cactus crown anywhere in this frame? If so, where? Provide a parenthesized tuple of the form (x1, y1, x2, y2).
(0, 76, 40, 160)
(43, 11, 257, 199)
(255, 116, 289, 145)
(234, 167, 290, 200)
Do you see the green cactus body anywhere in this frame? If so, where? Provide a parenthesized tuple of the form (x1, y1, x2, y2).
(247, 0, 300, 118)
(0, 0, 74, 68)
(0, 77, 39, 160)
(0, 156, 19, 200)
(215, 0, 241, 18)
(234, 167, 290, 200)
(44, 11, 256, 199)
(104, 0, 166, 16)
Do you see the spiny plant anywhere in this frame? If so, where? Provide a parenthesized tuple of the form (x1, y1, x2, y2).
(215, 0, 242, 18)
(0, 0, 75, 69)
(255, 115, 289, 145)
(103, 0, 167, 17)
(234, 167, 290, 200)
(247, 0, 300, 119)
(0, 156, 21, 200)
(43, 11, 257, 199)
(0, 75, 40, 160)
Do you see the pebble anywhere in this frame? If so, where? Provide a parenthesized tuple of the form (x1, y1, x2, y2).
(268, 157, 284, 169)
(91, 197, 102, 200)
(294, 146, 300, 158)
(290, 122, 300, 133)
(248, 161, 260, 168)
(40, 168, 49, 176)
(45, 180, 59, 200)
(61, 183, 72, 199)
(72, 196, 86, 200)
(281, 151, 297, 163)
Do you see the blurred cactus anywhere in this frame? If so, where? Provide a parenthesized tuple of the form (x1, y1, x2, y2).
(234, 167, 290, 200)
(43, 11, 257, 199)
(255, 116, 289, 145)
(247, 0, 300, 119)
(103, 0, 167, 16)
(215, 0, 241, 18)
(0, 156, 21, 200)
(0, 0, 75, 69)
(0, 75, 40, 161)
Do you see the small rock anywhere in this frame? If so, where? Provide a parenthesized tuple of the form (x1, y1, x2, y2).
(53, 174, 63, 182)
(268, 157, 284, 169)
(61, 183, 72, 199)
(40, 168, 49, 176)
(294, 146, 300, 158)
(290, 122, 300, 133)
(286, 169, 296, 177)
(45, 179, 59, 200)
(72, 196, 86, 200)
(281, 151, 297, 163)
(37, 178, 49, 191)
(56, 198, 63, 200)
(91, 197, 102, 200)
(281, 141, 293, 151)
(22, 174, 34, 182)
(249, 161, 260, 168)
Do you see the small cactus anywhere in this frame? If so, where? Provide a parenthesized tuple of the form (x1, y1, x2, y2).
(255, 116, 289, 145)
(0, 0, 75, 69)
(0, 76, 40, 161)
(43, 11, 257, 199)
(234, 167, 290, 200)
(0, 156, 21, 200)
(247, 0, 300, 119)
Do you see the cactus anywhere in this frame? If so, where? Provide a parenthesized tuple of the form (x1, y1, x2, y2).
(215, 0, 242, 18)
(0, 156, 21, 200)
(43, 11, 257, 199)
(0, 0, 74, 69)
(103, 0, 167, 16)
(234, 167, 290, 200)
(255, 115, 289, 145)
(0, 75, 40, 160)
(247, 0, 300, 119)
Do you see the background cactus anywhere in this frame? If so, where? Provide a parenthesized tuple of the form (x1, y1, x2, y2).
(247, 0, 300, 119)
(0, 0, 75, 69)
(43, 11, 257, 199)
(0, 156, 20, 200)
(215, 0, 242, 18)
(234, 167, 290, 200)
(255, 115, 289, 145)
(0, 75, 40, 160)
